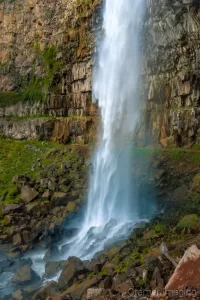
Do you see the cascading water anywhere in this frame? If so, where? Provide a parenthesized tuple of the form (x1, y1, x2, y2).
(58, 0, 148, 260)
(86, 0, 145, 228)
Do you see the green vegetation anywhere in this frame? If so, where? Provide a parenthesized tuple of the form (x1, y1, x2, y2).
(0, 79, 44, 108)
(133, 147, 161, 161)
(167, 150, 185, 160)
(177, 214, 198, 229)
(154, 222, 166, 233)
(0, 92, 24, 108)
(0, 139, 66, 203)
(0, 45, 61, 108)
(41, 45, 61, 92)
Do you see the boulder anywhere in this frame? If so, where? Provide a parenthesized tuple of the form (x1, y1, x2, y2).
(62, 276, 101, 299)
(12, 233, 22, 246)
(43, 245, 60, 262)
(21, 186, 39, 203)
(165, 245, 200, 292)
(86, 288, 105, 300)
(0, 258, 14, 273)
(112, 274, 133, 293)
(32, 281, 59, 300)
(44, 261, 66, 278)
(2, 204, 22, 216)
(12, 289, 23, 300)
(58, 257, 89, 290)
(12, 175, 30, 186)
(11, 264, 40, 285)
(41, 190, 50, 200)
(25, 202, 40, 213)
(22, 230, 32, 243)
(48, 180, 56, 192)
(52, 192, 68, 206)
(66, 201, 76, 213)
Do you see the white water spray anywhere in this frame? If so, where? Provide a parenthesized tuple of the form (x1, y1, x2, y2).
(85, 0, 145, 227)
(58, 0, 147, 260)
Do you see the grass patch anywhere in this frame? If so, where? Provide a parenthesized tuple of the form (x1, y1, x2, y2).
(177, 214, 198, 229)
(167, 151, 185, 160)
(0, 139, 65, 203)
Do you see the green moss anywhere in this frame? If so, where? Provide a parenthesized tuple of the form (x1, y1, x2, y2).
(0, 45, 60, 108)
(191, 154, 200, 164)
(41, 45, 61, 92)
(143, 229, 159, 239)
(0, 92, 24, 108)
(107, 247, 120, 259)
(137, 278, 147, 288)
(154, 223, 166, 233)
(177, 214, 198, 229)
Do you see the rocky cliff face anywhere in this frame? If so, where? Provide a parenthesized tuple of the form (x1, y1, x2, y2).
(0, 0, 101, 142)
(139, 0, 200, 147)
(1, 0, 200, 147)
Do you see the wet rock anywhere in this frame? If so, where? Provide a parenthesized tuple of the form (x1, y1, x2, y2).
(44, 260, 66, 278)
(58, 256, 89, 290)
(12, 289, 23, 300)
(0, 258, 14, 273)
(43, 245, 60, 262)
(32, 281, 59, 300)
(21, 186, 39, 203)
(11, 264, 40, 285)
(60, 243, 70, 254)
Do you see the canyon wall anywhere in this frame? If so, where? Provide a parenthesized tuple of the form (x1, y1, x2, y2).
(0, 0, 101, 143)
(139, 0, 200, 147)
(0, 0, 200, 147)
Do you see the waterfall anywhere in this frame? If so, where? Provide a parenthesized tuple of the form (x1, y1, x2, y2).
(60, 0, 147, 260)
(85, 0, 145, 228)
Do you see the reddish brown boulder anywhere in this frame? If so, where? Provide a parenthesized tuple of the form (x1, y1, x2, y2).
(165, 245, 200, 294)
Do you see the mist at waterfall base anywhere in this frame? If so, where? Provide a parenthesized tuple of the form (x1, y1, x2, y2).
(0, 0, 156, 296)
